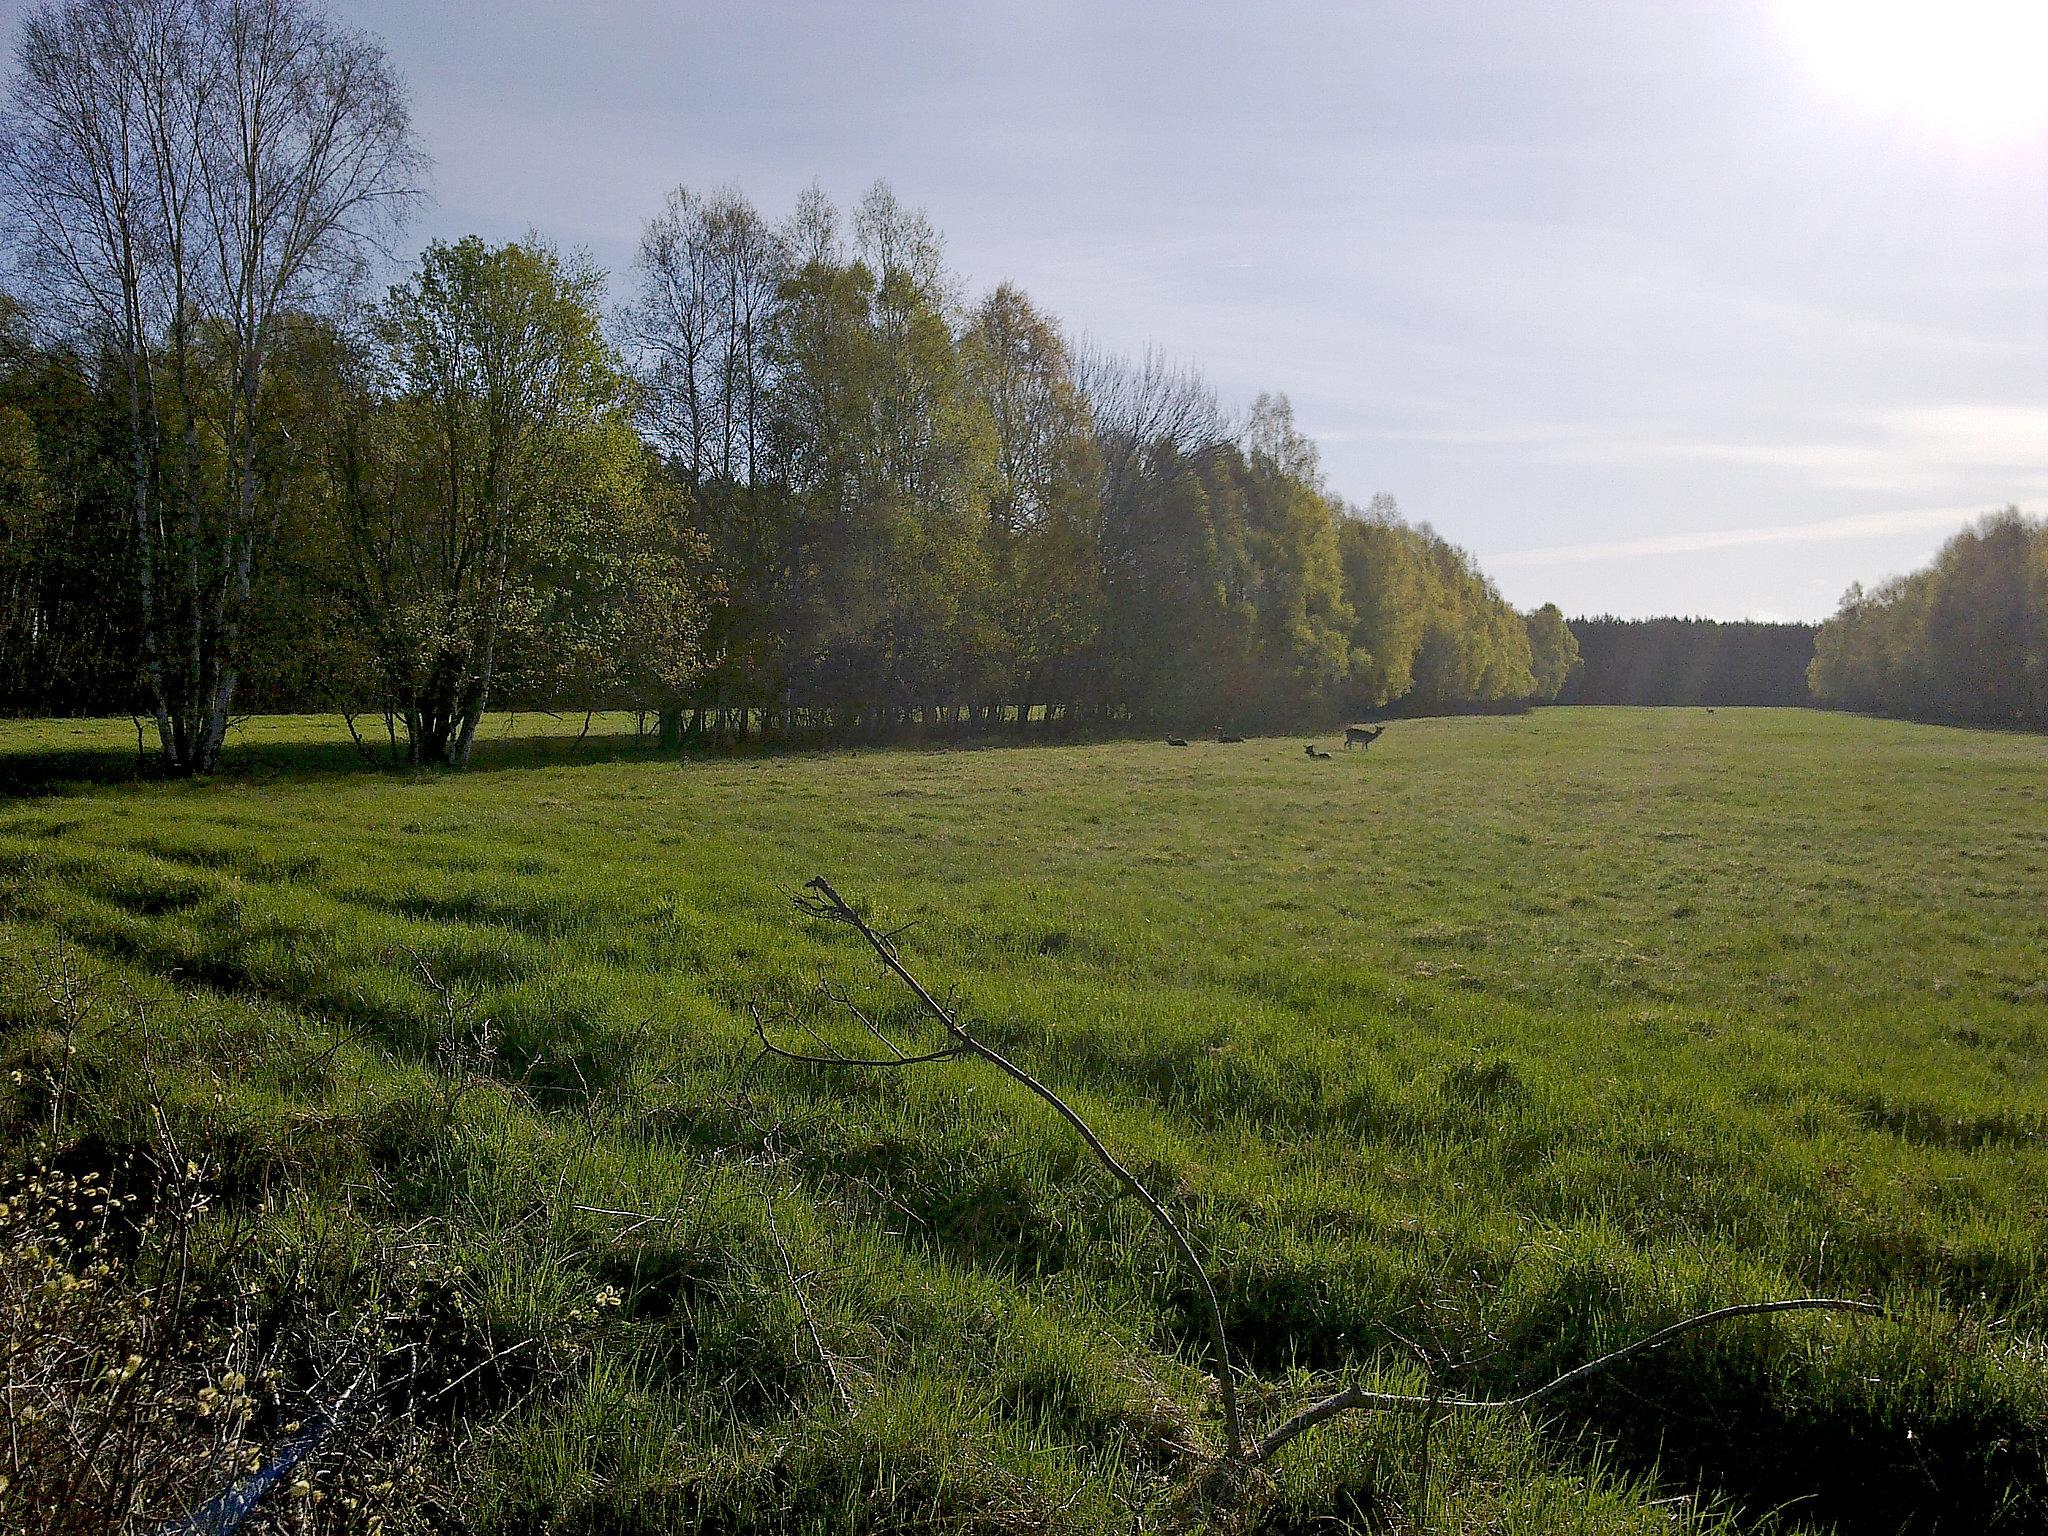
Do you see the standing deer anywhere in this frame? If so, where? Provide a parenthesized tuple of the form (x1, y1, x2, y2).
(1344, 724, 1386, 751)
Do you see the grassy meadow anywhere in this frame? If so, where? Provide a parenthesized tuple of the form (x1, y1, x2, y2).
(2, 707, 2044, 1533)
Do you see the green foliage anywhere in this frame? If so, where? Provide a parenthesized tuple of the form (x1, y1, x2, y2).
(961, 283, 1104, 714)
(1811, 509, 2048, 726)
(614, 183, 1562, 739)
(1, 708, 2044, 1531)
(0, 401, 50, 679)
(1235, 402, 1354, 720)
(765, 189, 996, 729)
(1522, 603, 1581, 701)
(4, 183, 1567, 745)
(1338, 500, 1538, 714)
(0, 309, 139, 714)
(323, 238, 709, 763)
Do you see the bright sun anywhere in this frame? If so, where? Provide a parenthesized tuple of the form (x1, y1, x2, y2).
(1779, 0, 2048, 144)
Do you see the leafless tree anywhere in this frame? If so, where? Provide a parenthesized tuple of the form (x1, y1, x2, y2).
(624, 184, 784, 487)
(0, 0, 423, 773)
(1076, 343, 1227, 506)
(853, 180, 951, 311)
(621, 185, 785, 746)
(1242, 389, 1323, 491)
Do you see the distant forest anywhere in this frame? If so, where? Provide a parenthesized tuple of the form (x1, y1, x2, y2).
(1809, 509, 2048, 728)
(0, 2, 1575, 773)
(1558, 618, 1817, 707)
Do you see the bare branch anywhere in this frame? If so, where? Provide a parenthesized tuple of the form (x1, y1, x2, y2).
(761, 876, 1897, 1478)
(1252, 1296, 1883, 1464)
(820, 979, 906, 1060)
(750, 1002, 964, 1071)
(763, 1195, 851, 1414)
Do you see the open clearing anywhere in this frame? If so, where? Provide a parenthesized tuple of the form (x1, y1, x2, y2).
(2, 708, 2044, 1533)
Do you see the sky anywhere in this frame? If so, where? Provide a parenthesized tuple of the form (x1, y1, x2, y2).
(10, 0, 2048, 620)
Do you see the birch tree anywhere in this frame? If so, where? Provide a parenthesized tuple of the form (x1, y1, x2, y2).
(0, 0, 421, 772)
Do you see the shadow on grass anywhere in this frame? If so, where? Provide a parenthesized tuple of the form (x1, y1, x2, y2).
(0, 713, 1208, 799)
(0, 732, 669, 798)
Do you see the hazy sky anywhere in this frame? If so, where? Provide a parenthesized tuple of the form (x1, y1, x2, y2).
(10, 0, 2048, 619)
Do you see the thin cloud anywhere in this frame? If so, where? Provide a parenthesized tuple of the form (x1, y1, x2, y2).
(1314, 409, 2048, 500)
(1489, 502, 2036, 569)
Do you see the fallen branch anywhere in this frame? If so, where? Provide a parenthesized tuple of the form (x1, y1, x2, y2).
(750, 1003, 963, 1069)
(763, 876, 1884, 1474)
(763, 1194, 852, 1413)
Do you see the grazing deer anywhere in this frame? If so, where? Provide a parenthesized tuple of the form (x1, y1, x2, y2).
(1217, 733, 1245, 744)
(1344, 724, 1386, 751)
(1166, 737, 1189, 747)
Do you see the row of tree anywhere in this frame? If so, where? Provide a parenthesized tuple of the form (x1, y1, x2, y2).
(1808, 510, 2048, 726)
(1557, 617, 1817, 707)
(621, 182, 1574, 747)
(0, 0, 1576, 773)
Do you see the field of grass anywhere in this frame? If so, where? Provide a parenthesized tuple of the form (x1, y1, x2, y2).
(2, 707, 2044, 1533)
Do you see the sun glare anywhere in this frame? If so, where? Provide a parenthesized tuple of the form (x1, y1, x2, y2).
(1779, 0, 2048, 144)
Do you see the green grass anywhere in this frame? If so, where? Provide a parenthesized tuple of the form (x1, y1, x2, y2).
(2, 707, 2044, 1533)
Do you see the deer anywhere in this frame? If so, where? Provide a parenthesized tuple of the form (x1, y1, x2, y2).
(1344, 724, 1386, 751)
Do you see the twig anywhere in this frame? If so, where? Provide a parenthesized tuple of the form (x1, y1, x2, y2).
(822, 979, 907, 1059)
(749, 1003, 962, 1069)
(571, 1203, 678, 1239)
(157, 1364, 372, 1536)
(417, 1338, 534, 1412)
(761, 879, 1888, 1475)
(763, 1195, 852, 1413)
(1251, 1297, 1883, 1463)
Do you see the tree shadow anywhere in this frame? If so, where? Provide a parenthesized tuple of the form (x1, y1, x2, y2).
(0, 713, 1135, 799)
(0, 722, 686, 799)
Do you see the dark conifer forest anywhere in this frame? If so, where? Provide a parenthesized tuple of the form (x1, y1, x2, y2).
(1557, 618, 1818, 708)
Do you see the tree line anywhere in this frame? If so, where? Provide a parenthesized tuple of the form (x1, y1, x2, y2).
(1557, 618, 1817, 708)
(1808, 509, 2048, 727)
(0, 0, 1576, 774)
